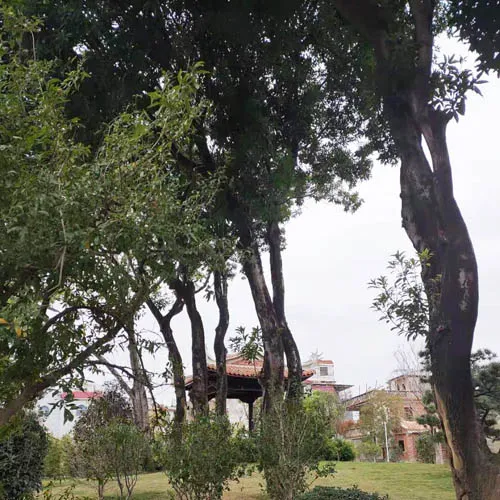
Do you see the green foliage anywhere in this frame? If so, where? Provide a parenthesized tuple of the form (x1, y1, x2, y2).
(324, 438, 356, 462)
(416, 433, 436, 464)
(258, 402, 335, 500)
(43, 435, 73, 480)
(158, 414, 245, 500)
(448, 1, 500, 74)
(416, 391, 443, 441)
(369, 251, 429, 341)
(471, 350, 500, 443)
(358, 391, 402, 450)
(357, 440, 381, 463)
(232, 427, 259, 464)
(229, 326, 263, 363)
(0, 412, 48, 499)
(297, 486, 389, 500)
(104, 421, 150, 500)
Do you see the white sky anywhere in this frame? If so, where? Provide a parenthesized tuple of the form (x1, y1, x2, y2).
(96, 42, 500, 407)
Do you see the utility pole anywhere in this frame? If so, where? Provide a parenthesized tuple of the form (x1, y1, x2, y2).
(383, 406, 390, 462)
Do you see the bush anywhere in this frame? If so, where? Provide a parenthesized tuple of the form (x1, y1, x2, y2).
(356, 440, 380, 462)
(0, 412, 48, 499)
(105, 421, 149, 499)
(416, 433, 436, 463)
(232, 427, 258, 464)
(258, 402, 335, 500)
(297, 486, 389, 500)
(159, 414, 245, 500)
(324, 438, 356, 461)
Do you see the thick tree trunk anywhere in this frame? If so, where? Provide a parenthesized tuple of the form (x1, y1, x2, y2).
(267, 221, 303, 401)
(214, 270, 229, 415)
(147, 297, 186, 424)
(172, 278, 209, 416)
(232, 209, 285, 411)
(330, 2, 500, 497)
(241, 242, 285, 411)
(126, 328, 150, 433)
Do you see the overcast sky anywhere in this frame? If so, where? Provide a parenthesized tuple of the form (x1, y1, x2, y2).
(98, 41, 500, 407)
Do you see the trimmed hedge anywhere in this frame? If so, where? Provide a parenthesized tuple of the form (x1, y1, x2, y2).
(297, 486, 389, 500)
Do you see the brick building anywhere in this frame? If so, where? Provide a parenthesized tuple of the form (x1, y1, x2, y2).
(343, 373, 448, 463)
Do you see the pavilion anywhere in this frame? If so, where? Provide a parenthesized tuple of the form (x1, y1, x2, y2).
(185, 352, 314, 430)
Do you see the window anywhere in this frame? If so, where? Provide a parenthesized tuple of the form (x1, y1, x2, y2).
(404, 407, 414, 420)
(75, 404, 87, 418)
(402, 384, 406, 391)
(398, 440, 405, 452)
(319, 366, 329, 377)
(38, 405, 50, 419)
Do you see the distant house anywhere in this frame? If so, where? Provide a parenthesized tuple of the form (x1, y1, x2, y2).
(342, 373, 448, 463)
(37, 388, 102, 438)
(303, 353, 352, 395)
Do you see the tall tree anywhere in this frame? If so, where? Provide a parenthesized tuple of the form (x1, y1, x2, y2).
(328, 1, 500, 497)
(25, 0, 373, 410)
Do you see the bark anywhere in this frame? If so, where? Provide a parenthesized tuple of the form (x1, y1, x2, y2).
(267, 221, 303, 401)
(331, 1, 500, 497)
(126, 327, 150, 432)
(147, 297, 186, 424)
(233, 210, 285, 410)
(213, 270, 229, 415)
(171, 277, 209, 416)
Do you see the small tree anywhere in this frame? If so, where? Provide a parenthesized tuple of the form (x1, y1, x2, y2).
(258, 402, 335, 500)
(0, 412, 48, 499)
(72, 388, 133, 499)
(106, 422, 149, 500)
(416, 434, 437, 464)
(357, 440, 381, 463)
(159, 413, 244, 500)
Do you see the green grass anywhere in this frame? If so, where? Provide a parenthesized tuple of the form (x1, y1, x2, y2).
(43, 462, 454, 500)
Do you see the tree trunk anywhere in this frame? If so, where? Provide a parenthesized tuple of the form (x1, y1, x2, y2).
(147, 297, 186, 424)
(126, 328, 150, 433)
(214, 270, 229, 415)
(329, 2, 500, 497)
(172, 277, 209, 416)
(232, 208, 285, 411)
(267, 221, 303, 401)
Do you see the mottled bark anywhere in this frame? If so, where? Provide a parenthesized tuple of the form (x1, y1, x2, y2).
(172, 277, 209, 416)
(331, 1, 500, 497)
(267, 221, 303, 401)
(126, 328, 150, 432)
(147, 297, 186, 424)
(214, 271, 229, 415)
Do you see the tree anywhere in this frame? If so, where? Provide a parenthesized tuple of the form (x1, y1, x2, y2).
(106, 421, 149, 500)
(24, 0, 374, 412)
(326, 0, 500, 496)
(472, 350, 500, 444)
(1, 6, 221, 426)
(72, 388, 133, 499)
(0, 412, 48, 499)
(358, 391, 402, 462)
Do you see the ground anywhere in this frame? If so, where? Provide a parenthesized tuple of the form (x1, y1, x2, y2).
(43, 462, 455, 499)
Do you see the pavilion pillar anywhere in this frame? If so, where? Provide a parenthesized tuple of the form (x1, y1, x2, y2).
(248, 400, 254, 433)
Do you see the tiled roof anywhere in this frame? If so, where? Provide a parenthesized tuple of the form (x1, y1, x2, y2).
(207, 362, 314, 380)
(398, 419, 428, 433)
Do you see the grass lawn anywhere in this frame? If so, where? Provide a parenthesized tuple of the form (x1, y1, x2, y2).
(43, 462, 454, 499)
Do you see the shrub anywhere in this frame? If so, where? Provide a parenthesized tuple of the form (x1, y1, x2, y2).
(297, 486, 389, 500)
(159, 414, 245, 500)
(356, 440, 380, 462)
(324, 438, 356, 461)
(258, 402, 335, 500)
(416, 433, 436, 463)
(106, 421, 149, 499)
(0, 412, 48, 499)
(232, 427, 258, 464)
